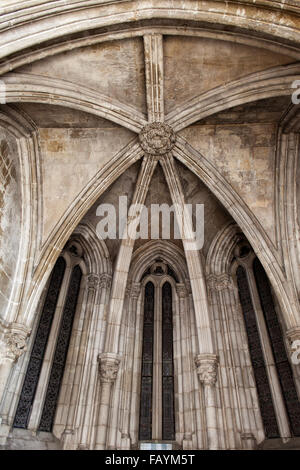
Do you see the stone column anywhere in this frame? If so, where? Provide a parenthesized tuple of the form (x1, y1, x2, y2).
(77, 273, 111, 449)
(286, 327, 300, 358)
(94, 352, 121, 450)
(195, 354, 219, 450)
(62, 273, 100, 450)
(160, 151, 219, 448)
(176, 284, 193, 449)
(120, 283, 141, 449)
(207, 273, 259, 449)
(0, 322, 30, 406)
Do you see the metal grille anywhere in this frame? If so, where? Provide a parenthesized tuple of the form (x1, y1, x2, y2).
(253, 257, 300, 436)
(13, 257, 66, 429)
(236, 265, 280, 438)
(38, 265, 82, 432)
(162, 282, 175, 440)
(139, 282, 154, 440)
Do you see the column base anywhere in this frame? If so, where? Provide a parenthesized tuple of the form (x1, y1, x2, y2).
(241, 432, 257, 450)
(182, 433, 193, 450)
(0, 422, 10, 446)
(120, 433, 131, 450)
(61, 428, 77, 450)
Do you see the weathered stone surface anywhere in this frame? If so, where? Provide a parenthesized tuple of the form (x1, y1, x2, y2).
(179, 121, 277, 243)
(39, 126, 135, 244)
(164, 36, 292, 114)
(18, 38, 147, 114)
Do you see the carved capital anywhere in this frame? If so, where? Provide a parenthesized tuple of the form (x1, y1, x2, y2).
(195, 354, 218, 386)
(139, 122, 176, 157)
(98, 352, 121, 384)
(286, 327, 300, 361)
(0, 323, 30, 364)
(286, 326, 300, 344)
(207, 274, 232, 292)
(176, 283, 187, 298)
(99, 274, 112, 290)
(131, 283, 141, 299)
(87, 273, 100, 291)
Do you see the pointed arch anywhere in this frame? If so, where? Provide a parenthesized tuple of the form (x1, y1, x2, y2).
(72, 222, 112, 277)
(206, 222, 242, 276)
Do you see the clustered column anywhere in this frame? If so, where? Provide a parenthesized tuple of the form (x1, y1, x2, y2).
(195, 354, 219, 449)
(207, 272, 259, 449)
(95, 353, 121, 449)
(77, 273, 112, 449)
(176, 284, 194, 449)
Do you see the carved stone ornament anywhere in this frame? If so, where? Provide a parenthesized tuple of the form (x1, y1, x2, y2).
(207, 274, 232, 292)
(131, 283, 141, 299)
(7, 333, 27, 359)
(195, 354, 218, 386)
(286, 326, 300, 344)
(0, 325, 29, 364)
(87, 273, 100, 290)
(98, 353, 121, 383)
(176, 284, 187, 298)
(139, 122, 176, 156)
(99, 274, 112, 290)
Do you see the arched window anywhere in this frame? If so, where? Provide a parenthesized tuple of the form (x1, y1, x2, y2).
(39, 265, 82, 432)
(13, 259, 82, 433)
(253, 258, 300, 436)
(236, 257, 300, 438)
(139, 277, 175, 442)
(162, 282, 175, 441)
(236, 265, 279, 438)
(13, 257, 66, 429)
(139, 282, 154, 441)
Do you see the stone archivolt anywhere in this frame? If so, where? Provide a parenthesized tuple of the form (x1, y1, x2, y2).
(0, 324, 30, 364)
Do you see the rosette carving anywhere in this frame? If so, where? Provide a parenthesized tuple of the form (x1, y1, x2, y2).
(139, 122, 176, 156)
